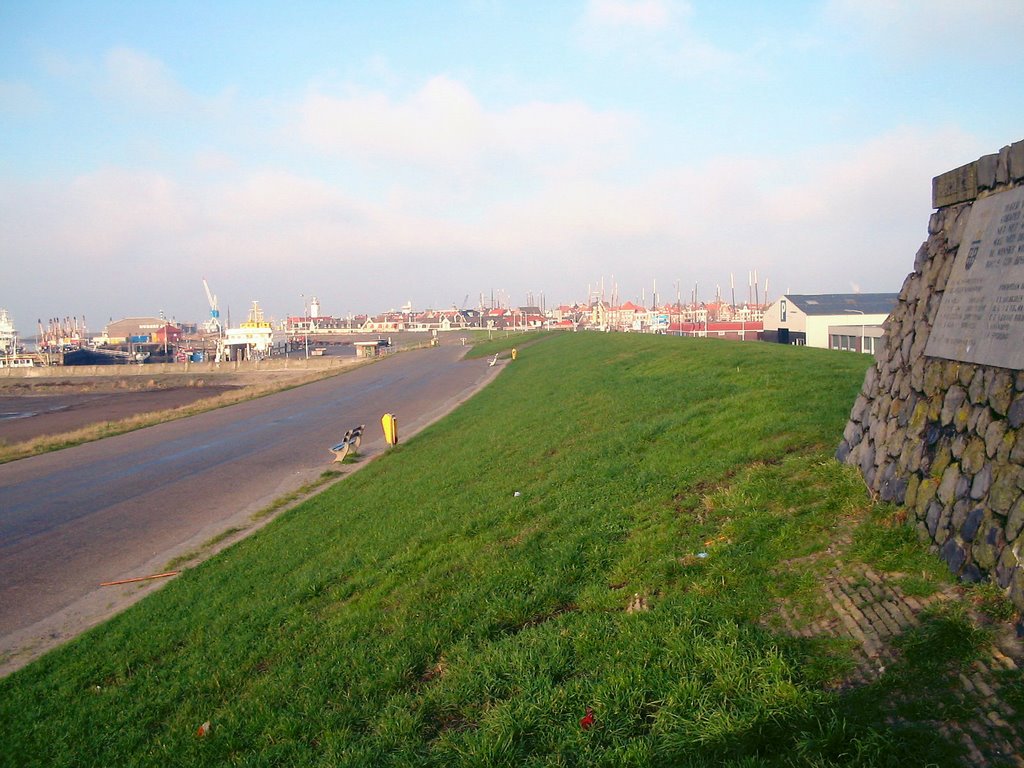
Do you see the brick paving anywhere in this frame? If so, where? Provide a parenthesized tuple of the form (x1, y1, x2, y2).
(771, 536, 1024, 767)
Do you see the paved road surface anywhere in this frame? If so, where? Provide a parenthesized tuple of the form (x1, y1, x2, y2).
(0, 346, 500, 673)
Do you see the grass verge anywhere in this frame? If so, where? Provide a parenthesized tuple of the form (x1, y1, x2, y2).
(164, 470, 347, 571)
(1, 333, 1016, 767)
(463, 330, 556, 359)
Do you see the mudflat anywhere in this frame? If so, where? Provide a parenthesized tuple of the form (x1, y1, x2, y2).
(0, 385, 238, 443)
(0, 368, 335, 447)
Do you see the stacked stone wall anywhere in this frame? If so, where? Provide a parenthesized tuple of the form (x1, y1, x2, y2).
(837, 139, 1024, 606)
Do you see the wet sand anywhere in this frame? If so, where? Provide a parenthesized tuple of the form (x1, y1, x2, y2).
(0, 386, 237, 444)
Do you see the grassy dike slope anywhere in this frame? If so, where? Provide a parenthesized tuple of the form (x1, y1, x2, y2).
(0, 333, 980, 766)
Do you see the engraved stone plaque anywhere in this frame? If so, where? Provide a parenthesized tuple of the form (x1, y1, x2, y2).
(925, 185, 1024, 369)
(932, 161, 978, 208)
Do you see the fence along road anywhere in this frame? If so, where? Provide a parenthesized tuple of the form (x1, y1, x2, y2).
(0, 345, 501, 674)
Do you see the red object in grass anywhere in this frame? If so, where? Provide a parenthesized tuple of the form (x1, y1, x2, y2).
(579, 707, 595, 730)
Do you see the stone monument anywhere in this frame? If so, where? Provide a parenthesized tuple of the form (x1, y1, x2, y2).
(837, 139, 1024, 606)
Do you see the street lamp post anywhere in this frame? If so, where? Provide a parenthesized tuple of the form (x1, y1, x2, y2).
(844, 309, 865, 353)
(160, 310, 168, 358)
(301, 294, 309, 359)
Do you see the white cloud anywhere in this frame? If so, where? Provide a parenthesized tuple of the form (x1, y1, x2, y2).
(36, 46, 233, 118)
(438, 126, 986, 300)
(575, 0, 740, 78)
(298, 77, 488, 169)
(762, 126, 977, 224)
(494, 99, 637, 176)
(100, 47, 193, 111)
(584, 0, 677, 31)
(294, 75, 637, 179)
(746, 126, 984, 291)
(4, 169, 191, 259)
(192, 149, 239, 173)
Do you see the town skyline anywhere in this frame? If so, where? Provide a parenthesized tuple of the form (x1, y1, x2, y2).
(18, 267, 788, 339)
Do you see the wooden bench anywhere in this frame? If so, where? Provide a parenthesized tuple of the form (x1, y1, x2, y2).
(329, 424, 365, 462)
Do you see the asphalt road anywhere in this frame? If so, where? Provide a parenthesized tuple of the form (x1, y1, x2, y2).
(0, 345, 499, 672)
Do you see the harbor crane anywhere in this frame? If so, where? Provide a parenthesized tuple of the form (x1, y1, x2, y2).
(202, 278, 222, 334)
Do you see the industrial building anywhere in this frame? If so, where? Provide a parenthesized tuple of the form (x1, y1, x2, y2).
(761, 294, 898, 351)
(101, 317, 180, 344)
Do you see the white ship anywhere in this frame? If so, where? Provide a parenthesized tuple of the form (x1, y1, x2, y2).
(0, 308, 17, 356)
(217, 301, 276, 361)
(0, 308, 40, 367)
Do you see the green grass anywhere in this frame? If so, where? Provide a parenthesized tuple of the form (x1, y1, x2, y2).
(967, 581, 1020, 623)
(847, 505, 954, 598)
(165, 527, 246, 571)
(164, 470, 346, 571)
(462, 329, 556, 359)
(0, 333, 1002, 766)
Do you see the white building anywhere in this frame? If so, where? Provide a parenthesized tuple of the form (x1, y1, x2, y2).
(762, 293, 897, 352)
(827, 323, 887, 355)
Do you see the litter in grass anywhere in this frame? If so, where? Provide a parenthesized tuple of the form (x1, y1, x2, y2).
(626, 593, 649, 613)
(513, 491, 521, 497)
(100, 570, 179, 587)
(697, 552, 709, 559)
(420, 658, 448, 683)
(196, 721, 211, 738)
(579, 708, 595, 730)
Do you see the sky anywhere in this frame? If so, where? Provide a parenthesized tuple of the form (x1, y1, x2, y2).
(2, 0, 1023, 331)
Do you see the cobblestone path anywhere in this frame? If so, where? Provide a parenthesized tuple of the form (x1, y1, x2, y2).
(771, 535, 1024, 767)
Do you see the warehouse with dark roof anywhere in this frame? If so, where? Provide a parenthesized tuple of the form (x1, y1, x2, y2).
(761, 293, 898, 350)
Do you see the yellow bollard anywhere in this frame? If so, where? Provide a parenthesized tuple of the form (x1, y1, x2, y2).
(511, 347, 518, 361)
(381, 413, 399, 446)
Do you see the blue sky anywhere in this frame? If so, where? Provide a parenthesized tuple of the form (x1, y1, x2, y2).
(2, 0, 1023, 329)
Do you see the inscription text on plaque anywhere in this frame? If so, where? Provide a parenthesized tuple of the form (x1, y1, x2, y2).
(925, 186, 1024, 369)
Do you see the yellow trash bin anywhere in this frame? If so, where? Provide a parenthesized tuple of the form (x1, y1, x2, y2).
(381, 413, 399, 446)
